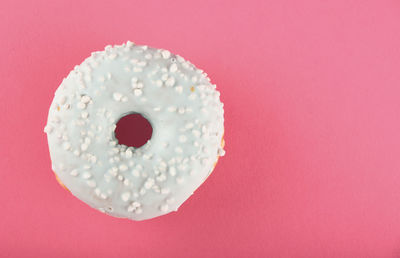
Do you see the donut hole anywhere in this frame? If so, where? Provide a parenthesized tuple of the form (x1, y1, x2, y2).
(114, 113, 153, 148)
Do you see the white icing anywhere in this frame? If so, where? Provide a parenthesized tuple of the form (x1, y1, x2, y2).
(45, 41, 224, 221)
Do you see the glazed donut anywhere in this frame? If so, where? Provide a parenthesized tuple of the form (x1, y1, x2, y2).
(44, 42, 225, 220)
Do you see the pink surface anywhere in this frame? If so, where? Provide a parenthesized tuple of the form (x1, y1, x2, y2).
(1, 0, 400, 257)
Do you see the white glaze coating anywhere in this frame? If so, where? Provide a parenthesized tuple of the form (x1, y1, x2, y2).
(45, 42, 225, 220)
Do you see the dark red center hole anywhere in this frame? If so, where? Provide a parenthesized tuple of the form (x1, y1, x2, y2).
(114, 113, 153, 148)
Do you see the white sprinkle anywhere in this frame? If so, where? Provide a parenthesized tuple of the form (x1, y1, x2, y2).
(155, 80, 163, 87)
(153, 185, 161, 193)
(81, 111, 89, 119)
(169, 166, 177, 176)
(95, 188, 101, 196)
(167, 106, 176, 112)
(133, 67, 143, 72)
(160, 204, 169, 212)
(131, 77, 138, 84)
(131, 202, 141, 209)
(175, 86, 183, 94)
(176, 176, 184, 184)
(81, 95, 91, 104)
(135, 208, 143, 214)
(161, 188, 170, 194)
(109, 167, 118, 177)
(81, 143, 88, 151)
(63, 142, 71, 150)
(156, 173, 167, 182)
(77, 102, 86, 109)
(169, 63, 178, 73)
(87, 180, 96, 188)
(44, 125, 53, 134)
(121, 192, 131, 202)
(123, 179, 130, 186)
(185, 123, 194, 129)
(134, 89, 142, 96)
(144, 178, 155, 189)
(218, 148, 226, 156)
(161, 50, 171, 59)
(132, 169, 140, 177)
(161, 73, 169, 81)
(178, 164, 187, 171)
(73, 150, 80, 156)
(192, 130, 201, 138)
(153, 107, 161, 112)
(59, 96, 67, 105)
(189, 94, 197, 100)
(58, 164, 65, 171)
(126, 41, 134, 47)
(191, 76, 198, 83)
(109, 53, 117, 60)
(82, 172, 92, 179)
(113, 92, 122, 101)
(176, 55, 184, 62)
(179, 135, 187, 143)
(119, 164, 128, 171)
(125, 149, 133, 158)
(138, 61, 147, 67)
(178, 107, 185, 114)
(70, 169, 78, 176)
(84, 137, 91, 144)
(165, 77, 175, 87)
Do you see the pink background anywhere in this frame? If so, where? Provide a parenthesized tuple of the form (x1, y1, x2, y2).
(1, 0, 400, 257)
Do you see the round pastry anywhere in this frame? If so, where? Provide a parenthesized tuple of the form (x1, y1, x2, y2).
(44, 41, 225, 220)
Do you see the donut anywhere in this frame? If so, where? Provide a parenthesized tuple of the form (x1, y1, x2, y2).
(44, 41, 225, 220)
